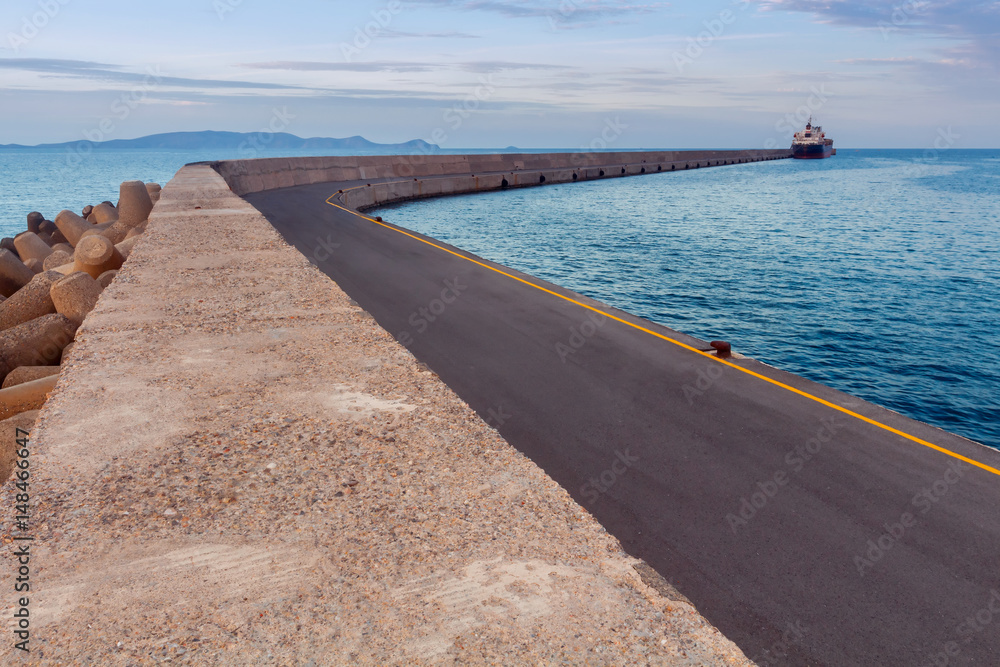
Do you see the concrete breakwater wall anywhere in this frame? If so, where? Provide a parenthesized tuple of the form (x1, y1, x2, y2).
(0, 164, 755, 663)
(213, 148, 792, 206)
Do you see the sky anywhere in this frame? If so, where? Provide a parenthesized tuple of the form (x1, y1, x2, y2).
(1, 0, 998, 149)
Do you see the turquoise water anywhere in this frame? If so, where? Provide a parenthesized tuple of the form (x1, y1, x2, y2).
(0, 146, 400, 235)
(3, 147, 997, 449)
(372, 150, 1000, 450)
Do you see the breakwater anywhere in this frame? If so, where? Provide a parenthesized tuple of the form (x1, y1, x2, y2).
(0, 160, 757, 663)
(213, 148, 792, 205)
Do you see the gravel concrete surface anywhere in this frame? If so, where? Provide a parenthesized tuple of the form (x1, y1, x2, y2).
(0, 165, 753, 665)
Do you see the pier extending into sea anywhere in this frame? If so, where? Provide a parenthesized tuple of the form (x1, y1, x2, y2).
(5, 147, 1000, 665)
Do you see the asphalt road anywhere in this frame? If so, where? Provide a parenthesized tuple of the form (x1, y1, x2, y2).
(247, 179, 1000, 666)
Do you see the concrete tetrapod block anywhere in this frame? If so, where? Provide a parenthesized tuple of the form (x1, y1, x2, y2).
(0, 313, 77, 384)
(96, 270, 117, 289)
(0, 373, 58, 421)
(50, 271, 102, 326)
(54, 209, 93, 247)
(0, 249, 35, 298)
(42, 250, 73, 272)
(0, 410, 38, 484)
(115, 235, 140, 260)
(97, 218, 133, 244)
(1, 238, 18, 258)
(51, 243, 74, 255)
(146, 182, 162, 203)
(91, 202, 119, 224)
(60, 341, 75, 362)
(73, 235, 124, 279)
(118, 180, 154, 229)
(27, 212, 44, 234)
(38, 219, 57, 236)
(0, 270, 62, 331)
(24, 258, 43, 274)
(2, 365, 59, 389)
(13, 231, 54, 264)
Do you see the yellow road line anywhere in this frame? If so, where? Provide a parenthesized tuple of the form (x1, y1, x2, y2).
(324, 190, 1000, 478)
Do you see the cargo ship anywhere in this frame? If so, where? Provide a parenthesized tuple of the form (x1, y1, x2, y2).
(791, 117, 834, 159)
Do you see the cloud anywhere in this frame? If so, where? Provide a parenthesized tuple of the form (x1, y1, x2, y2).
(239, 61, 437, 73)
(379, 29, 481, 39)
(0, 58, 306, 90)
(753, 0, 1000, 72)
(405, 0, 670, 25)
(238, 60, 574, 74)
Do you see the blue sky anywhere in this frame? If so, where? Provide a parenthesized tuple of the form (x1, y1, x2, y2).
(1, 0, 997, 148)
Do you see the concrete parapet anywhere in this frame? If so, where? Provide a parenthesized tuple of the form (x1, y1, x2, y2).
(213, 148, 794, 200)
(0, 270, 61, 331)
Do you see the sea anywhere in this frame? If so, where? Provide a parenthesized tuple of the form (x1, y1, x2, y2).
(2, 147, 997, 450)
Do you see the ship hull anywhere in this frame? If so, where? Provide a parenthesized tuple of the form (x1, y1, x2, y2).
(791, 143, 833, 159)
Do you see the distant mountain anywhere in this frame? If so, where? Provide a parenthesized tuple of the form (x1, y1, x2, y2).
(0, 131, 439, 152)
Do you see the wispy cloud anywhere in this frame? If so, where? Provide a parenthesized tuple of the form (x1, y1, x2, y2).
(238, 60, 574, 74)
(0, 58, 305, 90)
(753, 0, 1000, 73)
(379, 29, 481, 39)
(406, 0, 670, 23)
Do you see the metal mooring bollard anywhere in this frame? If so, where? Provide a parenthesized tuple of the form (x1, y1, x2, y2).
(709, 341, 732, 358)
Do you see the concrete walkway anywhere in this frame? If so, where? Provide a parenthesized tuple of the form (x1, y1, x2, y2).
(248, 175, 1000, 667)
(1, 165, 753, 665)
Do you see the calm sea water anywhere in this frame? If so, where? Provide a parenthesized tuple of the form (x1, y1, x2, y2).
(0, 146, 402, 235)
(3, 147, 996, 449)
(373, 149, 1000, 450)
